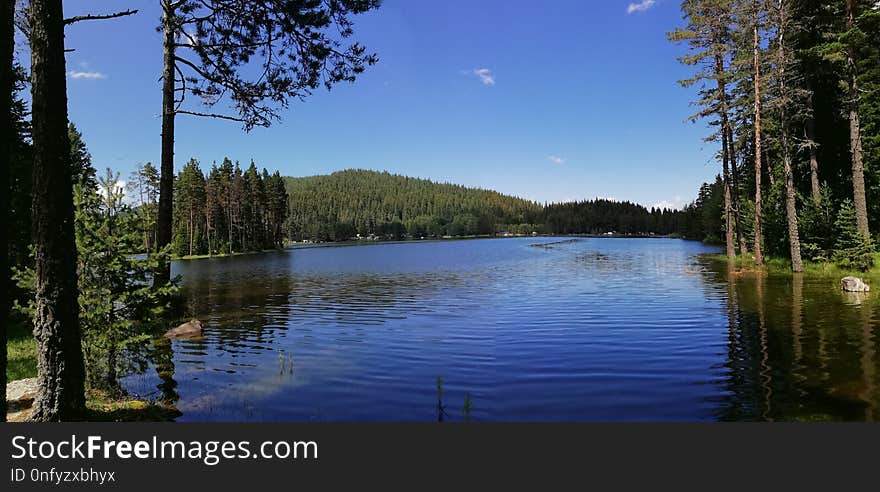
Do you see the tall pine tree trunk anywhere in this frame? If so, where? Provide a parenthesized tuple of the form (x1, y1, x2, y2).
(155, 0, 176, 285)
(778, 0, 802, 272)
(728, 126, 747, 254)
(805, 92, 821, 203)
(716, 52, 735, 259)
(0, 0, 14, 422)
(29, 0, 86, 421)
(752, 2, 764, 266)
(189, 207, 194, 257)
(845, 0, 869, 239)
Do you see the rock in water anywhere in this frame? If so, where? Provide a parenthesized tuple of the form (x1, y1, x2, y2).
(840, 277, 871, 293)
(164, 319, 203, 339)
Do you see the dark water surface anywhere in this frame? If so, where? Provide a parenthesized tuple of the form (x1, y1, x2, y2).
(123, 238, 880, 421)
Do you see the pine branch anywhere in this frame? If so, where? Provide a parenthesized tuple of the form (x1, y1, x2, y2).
(64, 10, 139, 26)
(175, 110, 247, 123)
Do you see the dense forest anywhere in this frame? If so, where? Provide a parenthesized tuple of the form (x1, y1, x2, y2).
(668, 0, 880, 272)
(283, 169, 693, 241)
(167, 158, 288, 257)
(544, 200, 688, 237)
(283, 170, 546, 240)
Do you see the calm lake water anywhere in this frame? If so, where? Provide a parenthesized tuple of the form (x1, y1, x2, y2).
(122, 238, 880, 422)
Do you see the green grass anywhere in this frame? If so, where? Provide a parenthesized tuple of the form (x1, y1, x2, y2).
(85, 389, 182, 422)
(6, 317, 37, 382)
(705, 252, 880, 281)
(173, 249, 278, 261)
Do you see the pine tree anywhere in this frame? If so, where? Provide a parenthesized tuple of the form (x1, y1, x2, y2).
(76, 169, 178, 390)
(0, 0, 13, 421)
(771, 0, 803, 271)
(154, 0, 381, 285)
(833, 199, 874, 271)
(668, 0, 738, 258)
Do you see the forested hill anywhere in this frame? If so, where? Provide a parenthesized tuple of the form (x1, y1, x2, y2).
(283, 169, 545, 241)
(282, 169, 691, 241)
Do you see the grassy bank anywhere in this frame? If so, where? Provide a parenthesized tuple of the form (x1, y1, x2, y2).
(84, 389, 181, 422)
(7, 318, 179, 422)
(705, 253, 880, 282)
(172, 249, 276, 261)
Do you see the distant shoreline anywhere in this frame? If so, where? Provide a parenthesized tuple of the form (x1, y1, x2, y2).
(171, 233, 691, 261)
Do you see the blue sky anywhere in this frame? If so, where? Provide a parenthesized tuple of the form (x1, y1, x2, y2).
(34, 0, 718, 209)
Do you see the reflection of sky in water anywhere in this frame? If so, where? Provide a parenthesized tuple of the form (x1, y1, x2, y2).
(123, 238, 880, 422)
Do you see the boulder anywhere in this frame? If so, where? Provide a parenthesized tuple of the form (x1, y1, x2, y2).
(163, 319, 203, 339)
(6, 378, 39, 422)
(840, 277, 871, 293)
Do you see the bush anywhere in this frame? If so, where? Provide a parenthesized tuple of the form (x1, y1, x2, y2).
(799, 186, 836, 261)
(832, 200, 875, 272)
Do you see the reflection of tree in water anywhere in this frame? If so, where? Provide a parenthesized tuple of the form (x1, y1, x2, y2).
(152, 337, 178, 403)
(703, 260, 880, 421)
(130, 270, 475, 411)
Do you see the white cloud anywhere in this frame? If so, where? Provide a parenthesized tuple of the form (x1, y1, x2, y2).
(68, 71, 107, 79)
(548, 156, 566, 165)
(472, 68, 495, 86)
(627, 0, 656, 14)
(651, 196, 685, 211)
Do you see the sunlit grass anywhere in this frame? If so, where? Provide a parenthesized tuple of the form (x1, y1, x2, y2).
(705, 252, 880, 282)
(6, 318, 37, 381)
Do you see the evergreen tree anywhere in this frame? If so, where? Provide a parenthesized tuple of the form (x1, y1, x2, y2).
(833, 200, 875, 271)
(669, 0, 738, 257)
(1, 0, 13, 421)
(76, 169, 178, 390)
(154, 0, 381, 285)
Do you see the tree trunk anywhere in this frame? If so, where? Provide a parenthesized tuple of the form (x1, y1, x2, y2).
(155, 0, 176, 285)
(29, 0, 86, 421)
(753, 5, 764, 267)
(846, 0, 869, 238)
(778, 0, 803, 273)
(805, 92, 821, 203)
(188, 207, 193, 256)
(0, 0, 15, 422)
(728, 125, 747, 254)
(206, 213, 212, 256)
(716, 52, 735, 259)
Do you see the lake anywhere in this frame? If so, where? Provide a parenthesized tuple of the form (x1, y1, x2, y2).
(122, 238, 880, 422)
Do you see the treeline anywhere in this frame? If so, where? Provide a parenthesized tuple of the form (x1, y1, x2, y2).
(282, 169, 697, 240)
(283, 170, 545, 241)
(544, 200, 687, 236)
(669, 0, 880, 271)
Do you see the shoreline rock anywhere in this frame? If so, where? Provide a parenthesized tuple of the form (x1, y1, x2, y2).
(6, 377, 38, 422)
(841, 277, 871, 293)
(164, 319, 203, 339)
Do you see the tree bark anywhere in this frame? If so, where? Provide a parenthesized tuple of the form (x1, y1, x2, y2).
(805, 92, 821, 203)
(728, 125, 748, 254)
(845, 0, 869, 239)
(0, 0, 15, 422)
(155, 0, 176, 285)
(189, 207, 194, 256)
(777, 0, 803, 272)
(753, 3, 764, 266)
(29, 0, 86, 421)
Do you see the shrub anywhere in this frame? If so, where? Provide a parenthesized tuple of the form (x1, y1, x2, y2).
(832, 200, 875, 272)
